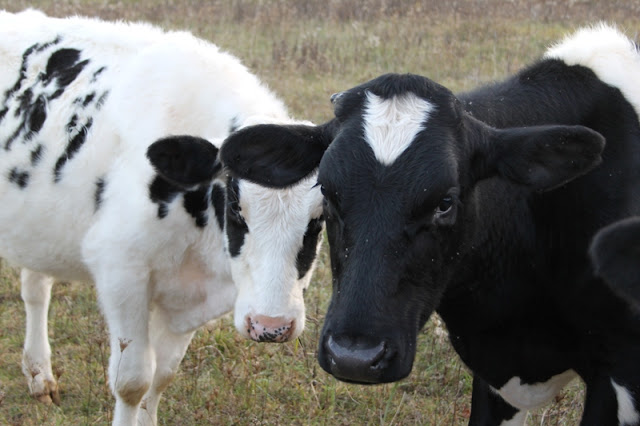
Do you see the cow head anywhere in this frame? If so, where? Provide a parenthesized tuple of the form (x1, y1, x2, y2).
(146, 118, 325, 343)
(220, 73, 605, 381)
(590, 216, 640, 309)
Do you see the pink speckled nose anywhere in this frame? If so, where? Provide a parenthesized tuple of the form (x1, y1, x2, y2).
(246, 315, 295, 343)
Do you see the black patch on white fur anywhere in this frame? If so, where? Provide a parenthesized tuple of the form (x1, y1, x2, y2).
(53, 117, 93, 182)
(8, 167, 29, 189)
(211, 183, 226, 231)
(30, 144, 44, 166)
(149, 176, 181, 219)
(95, 91, 109, 110)
(226, 177, 248, 257)
(184, 187, 210, 228)
(94, 177, 106, 212)
(296, 216, 324, 279)
(43, 49, 89, 88)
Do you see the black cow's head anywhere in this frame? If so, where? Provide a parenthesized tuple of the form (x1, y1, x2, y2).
(222, 73, 605, 384)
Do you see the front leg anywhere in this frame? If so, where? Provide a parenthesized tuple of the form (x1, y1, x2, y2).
(469, 375, 526, 426)
(138, 309, 195, 425)
(95, 268, 153, 426)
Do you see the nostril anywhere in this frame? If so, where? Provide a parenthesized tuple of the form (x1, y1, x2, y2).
(246, 315, 295, 343)
(324, 334, 389, 382)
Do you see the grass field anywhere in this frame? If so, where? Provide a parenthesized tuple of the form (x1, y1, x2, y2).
(0, 0, 639, 424)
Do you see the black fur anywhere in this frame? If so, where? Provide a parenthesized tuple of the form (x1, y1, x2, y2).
(53, 117, 93, 182)
(295, 216, 324, 279)
(94, 177, 106, 212)
(211, 183, 226, 231)
(8, 167, 29, 189)
(225, 177, 248, 257)
(222, 57, 640, 424)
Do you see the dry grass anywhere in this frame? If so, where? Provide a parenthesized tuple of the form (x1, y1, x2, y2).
(0, 0, 638, 424)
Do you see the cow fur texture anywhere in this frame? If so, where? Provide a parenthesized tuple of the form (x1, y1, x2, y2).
(0, 10, 324, 425)
(221, 24, 640, 425)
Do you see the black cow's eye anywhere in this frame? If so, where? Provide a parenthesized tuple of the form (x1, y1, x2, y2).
(436, 196, 453, 214)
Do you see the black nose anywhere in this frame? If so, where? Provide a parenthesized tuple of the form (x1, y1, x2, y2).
(324, 334, 389, 383)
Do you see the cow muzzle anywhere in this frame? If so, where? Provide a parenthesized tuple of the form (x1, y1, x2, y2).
(321, 334, 396, 384)
(245, 314, 295, 343)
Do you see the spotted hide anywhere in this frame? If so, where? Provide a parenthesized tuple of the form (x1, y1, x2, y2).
(0, 10, 323, 425)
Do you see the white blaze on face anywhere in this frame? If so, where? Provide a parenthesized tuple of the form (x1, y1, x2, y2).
(362, 91, 434, 165)
(229, 172, 324, 341)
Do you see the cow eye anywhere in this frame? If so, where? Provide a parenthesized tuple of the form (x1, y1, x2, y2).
(436, 196, 453, 214)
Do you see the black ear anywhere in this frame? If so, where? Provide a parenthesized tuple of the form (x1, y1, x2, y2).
(590, 217, 640, 308)
(474, 124, 605, 192)
(220, 121, 333, 188)
(147, 135, 220, 188)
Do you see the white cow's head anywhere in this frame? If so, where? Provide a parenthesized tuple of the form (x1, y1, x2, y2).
(146, 119, 324, 343)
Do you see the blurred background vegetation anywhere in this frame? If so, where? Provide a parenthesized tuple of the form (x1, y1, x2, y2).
(0, 0, 638, 424)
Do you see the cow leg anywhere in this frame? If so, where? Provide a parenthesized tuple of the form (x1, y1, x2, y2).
(20, 268, 60, 405)
(139, 310, 195, 425)
(95, 270, 153, 426)
(469, 375, 526, 426)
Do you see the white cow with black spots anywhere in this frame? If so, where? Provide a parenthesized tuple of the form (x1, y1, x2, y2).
(0, 10, 324, 425)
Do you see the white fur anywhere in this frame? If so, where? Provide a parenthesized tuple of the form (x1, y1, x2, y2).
(0, 10, 321, 425)
(493, 370, 577, 411)
(545, 23, 640, 118)
(362, 92, 433, 165)
(612, 379, 640, 426)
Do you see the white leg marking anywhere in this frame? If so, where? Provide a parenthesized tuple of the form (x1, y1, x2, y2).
(495, 370, 577, 411)
(20, 269, 59, 404)
(363, 91, 434, 165)
(611, 379, 640, 426)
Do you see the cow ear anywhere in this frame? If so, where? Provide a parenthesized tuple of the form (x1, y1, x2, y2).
(590, 217, 640, 308)
(220, 122, 333, 188)
(474, 124, 605, 192)
(147, 135, 221, 189)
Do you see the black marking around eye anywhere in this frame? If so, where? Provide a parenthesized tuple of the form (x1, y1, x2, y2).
(211, 183, 226, 230)
(30, 144, 44, 166)
(226, 177, 248, 257)
(94, 177, 106, 212)
(53, 117, 93, 182)
(8, 167, 30, 189)
(296, 216, 324, 279)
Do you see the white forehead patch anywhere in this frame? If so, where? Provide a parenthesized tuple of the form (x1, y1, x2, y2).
(363, 91, 434, 165)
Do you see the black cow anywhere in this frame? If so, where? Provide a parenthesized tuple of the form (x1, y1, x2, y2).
(590, 217, 640, 310)
(221, 25, 640, 425)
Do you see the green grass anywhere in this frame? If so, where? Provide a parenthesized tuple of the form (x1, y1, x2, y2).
(0, 0, 638, 424)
